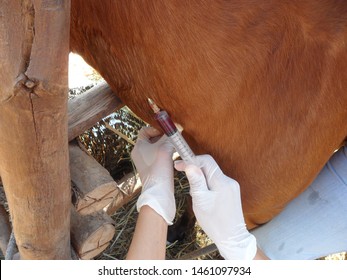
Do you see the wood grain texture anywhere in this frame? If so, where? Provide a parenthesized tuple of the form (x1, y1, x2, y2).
(68, 81, 123, 141)
(0, 0, 71, 259)
(69, 143, 119, 215)
(71, 207, 115, 260)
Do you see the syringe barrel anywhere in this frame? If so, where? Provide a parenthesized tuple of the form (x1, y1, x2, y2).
(155, 111, 177, 136)
(169, 131, 196, 164)
(154, 110, 195, 163)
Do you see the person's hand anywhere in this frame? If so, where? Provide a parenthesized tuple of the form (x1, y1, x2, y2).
(131, 127, 175, 225)
(175, 155, 257, 259)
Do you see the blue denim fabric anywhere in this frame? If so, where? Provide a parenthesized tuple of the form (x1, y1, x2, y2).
(252, 146, 347, 259)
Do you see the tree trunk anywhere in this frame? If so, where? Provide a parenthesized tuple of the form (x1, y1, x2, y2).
(71, 207, 115, 260)
(0, 1, 71, 259)
(68, 81, 123, 141)
(69, 143, 119, 215)
(105, 172, 142, 215)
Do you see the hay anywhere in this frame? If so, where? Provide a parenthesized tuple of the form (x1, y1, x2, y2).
(92, 168, 221, 260)
(74, 89, 347, 260)
(0, 84, 344, 260)
(73, 88, 220, 259)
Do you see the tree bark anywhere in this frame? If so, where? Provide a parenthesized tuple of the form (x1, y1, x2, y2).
(69, 143, 119, 215)
(71, 207, 115, 260)
(68, 81, 123, 141)
(105, 172, 142, 215)
(0, 0, 71, 259)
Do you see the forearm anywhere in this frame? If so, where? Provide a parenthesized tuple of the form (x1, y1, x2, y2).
(126, 206, 168, 260)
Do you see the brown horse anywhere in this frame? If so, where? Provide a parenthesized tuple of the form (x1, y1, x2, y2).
(70, 0, 347, 229)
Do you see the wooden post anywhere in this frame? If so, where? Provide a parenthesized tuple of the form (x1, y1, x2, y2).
(105, 173, 142, 215)
(71, 207, 115, 260)
(68, 81, 123, 141)
(69, 143, 119, 215)
(0, 1, 71, 259)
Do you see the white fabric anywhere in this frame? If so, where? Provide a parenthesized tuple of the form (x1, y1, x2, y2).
(252, 146, 347, 259)
(175, 155, 257, 260)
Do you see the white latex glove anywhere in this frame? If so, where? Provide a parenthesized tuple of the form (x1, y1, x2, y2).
(175, 155, 257, 260)
(131, 127, 175, 225)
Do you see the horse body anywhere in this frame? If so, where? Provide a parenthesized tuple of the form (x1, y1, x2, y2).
(70, 0, 347, 228)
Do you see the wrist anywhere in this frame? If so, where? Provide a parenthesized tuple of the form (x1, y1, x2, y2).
(136, 186, 176, 225)
(215, 226, 257, 260)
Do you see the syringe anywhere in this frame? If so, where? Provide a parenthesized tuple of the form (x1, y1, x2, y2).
(147, 98, 196, 164)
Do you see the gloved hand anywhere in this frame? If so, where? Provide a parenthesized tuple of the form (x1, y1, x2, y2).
(175, 155, 257, 260)
(131, 127, 175, 225)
